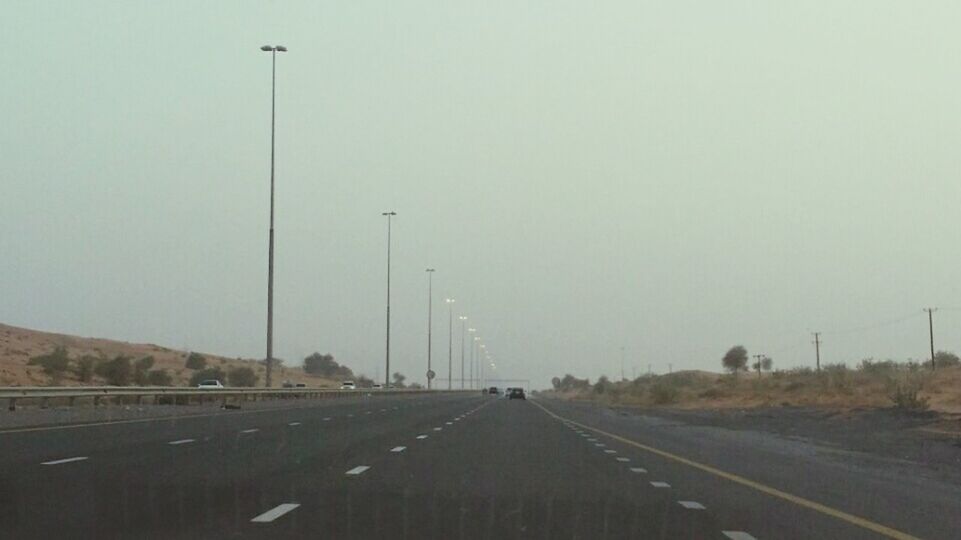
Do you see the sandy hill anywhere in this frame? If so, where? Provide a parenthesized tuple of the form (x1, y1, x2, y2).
(0, 323, 337, 388)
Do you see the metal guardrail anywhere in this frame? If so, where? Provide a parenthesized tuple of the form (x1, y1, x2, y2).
(0, 386, 462, 410)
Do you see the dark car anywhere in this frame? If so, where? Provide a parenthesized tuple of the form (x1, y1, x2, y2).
(488, 386, 499, 395)
(509, 388, 526, 400)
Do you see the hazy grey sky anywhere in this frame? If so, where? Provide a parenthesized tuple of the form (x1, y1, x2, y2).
(3, 1, 961, 387)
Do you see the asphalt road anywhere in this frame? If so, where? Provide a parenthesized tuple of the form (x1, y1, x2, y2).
(0, 393, 957, 539)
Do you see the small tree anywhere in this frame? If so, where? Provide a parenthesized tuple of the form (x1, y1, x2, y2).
(185, 352, 206, 370)
(133, 356, 155, 385)
(303, 353, 353, 379)
(76, 355, 97, 383)
(189, 367, 226, 387)
(934, 351, 960, 368)
(228, 367, 258, 387)
(761, 356, 773, 373)
(96, 355, 133, 385)
(28, 346, 71, 378)
(392, 372, 407, 388)
(722, 346, 748, 379)
(146, 369, 173, 386)
(551, 376, 561, 390)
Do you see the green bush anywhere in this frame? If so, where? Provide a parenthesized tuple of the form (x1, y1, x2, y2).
(189, 367, 226, 387)
(227, 367, 258, 387)
(28, 346, 71, 377)
(888, 381, 929, 411)
(95, 355, 132, 385)
(146, 369, 173, 386)
(185, 352, 207, 370)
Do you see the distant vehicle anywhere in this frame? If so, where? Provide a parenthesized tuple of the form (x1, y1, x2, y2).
(509, 388, 526, 400)
(372, 384, 383, 389)
(282, 381, 295, 388)
(197, 380, 224, 389)
(340, 381, 356, 390)
(488, 386, 499, 395)
(295, 383, 306, 388)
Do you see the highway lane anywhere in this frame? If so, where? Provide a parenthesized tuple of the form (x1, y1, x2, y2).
(1, 393, 955, 538)
(0, 393, 482, 538)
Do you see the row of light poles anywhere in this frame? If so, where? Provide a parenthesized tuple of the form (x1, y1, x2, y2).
(260, 45, 496, 389)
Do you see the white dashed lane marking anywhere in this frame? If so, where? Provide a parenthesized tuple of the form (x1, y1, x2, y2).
(433, 427, 443, 431)
(604, 450, 617, 454)
(630, 467, 647, 473)
(722, 532, 757, 540)
(251, 503, 300, 523)
(650, 481, 671, 488)
(168, 439, 195, 445)
(41, 456, 88, 465)
(678, 501, 706, 510)
(345, 466, 370, 475)
(416, 435, 429, 440)
(288, 422, 301, 426)
(323, 417, 331, 421)
(616, 457, 630, 462)
(390, 446, 407, 453)
(240, 429, 259, 434)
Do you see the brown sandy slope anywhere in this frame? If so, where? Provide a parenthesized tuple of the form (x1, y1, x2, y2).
(0, 323, 338, 388)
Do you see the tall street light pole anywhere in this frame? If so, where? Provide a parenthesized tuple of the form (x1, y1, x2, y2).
(426, 269, 435, 389)
(468, 329, 476, 388)
(260, 44, 287, 388)
(459, 316, 467, 389)
(446, 298, 455, 390)
(383, 212, 397, 387)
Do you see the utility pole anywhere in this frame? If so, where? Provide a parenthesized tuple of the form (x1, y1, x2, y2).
(260, 44, 287, 388)
(446, 298, 455, 390)
(753, 354, 763, 378)
(459, 316, 467, 389)
(425, 269, 435, 389)
(620, 346, 625, 381)
(924, 308, 937, 370)
(812, 332, 821, 372)
(382, 212, 396, 387)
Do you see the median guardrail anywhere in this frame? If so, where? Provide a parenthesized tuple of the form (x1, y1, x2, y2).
(0, 386, 460, 411)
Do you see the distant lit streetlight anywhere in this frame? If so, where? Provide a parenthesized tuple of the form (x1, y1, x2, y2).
(260, 44, 287, 388)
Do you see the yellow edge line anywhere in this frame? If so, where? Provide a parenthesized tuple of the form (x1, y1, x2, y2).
(531, 399, 920, 540)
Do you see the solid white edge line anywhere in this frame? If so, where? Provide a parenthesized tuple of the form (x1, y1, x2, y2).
(251, 503, 300, 523)
(722, 532, 757, 540)
(41, 456, 88, 465)
(168, 439, 195, 445)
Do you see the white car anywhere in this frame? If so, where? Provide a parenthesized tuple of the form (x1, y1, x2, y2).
(340, 381, 356, 390)
(197, 379, 224, 389)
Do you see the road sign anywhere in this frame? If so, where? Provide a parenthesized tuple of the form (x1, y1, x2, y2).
(426, 370, 436, 380)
